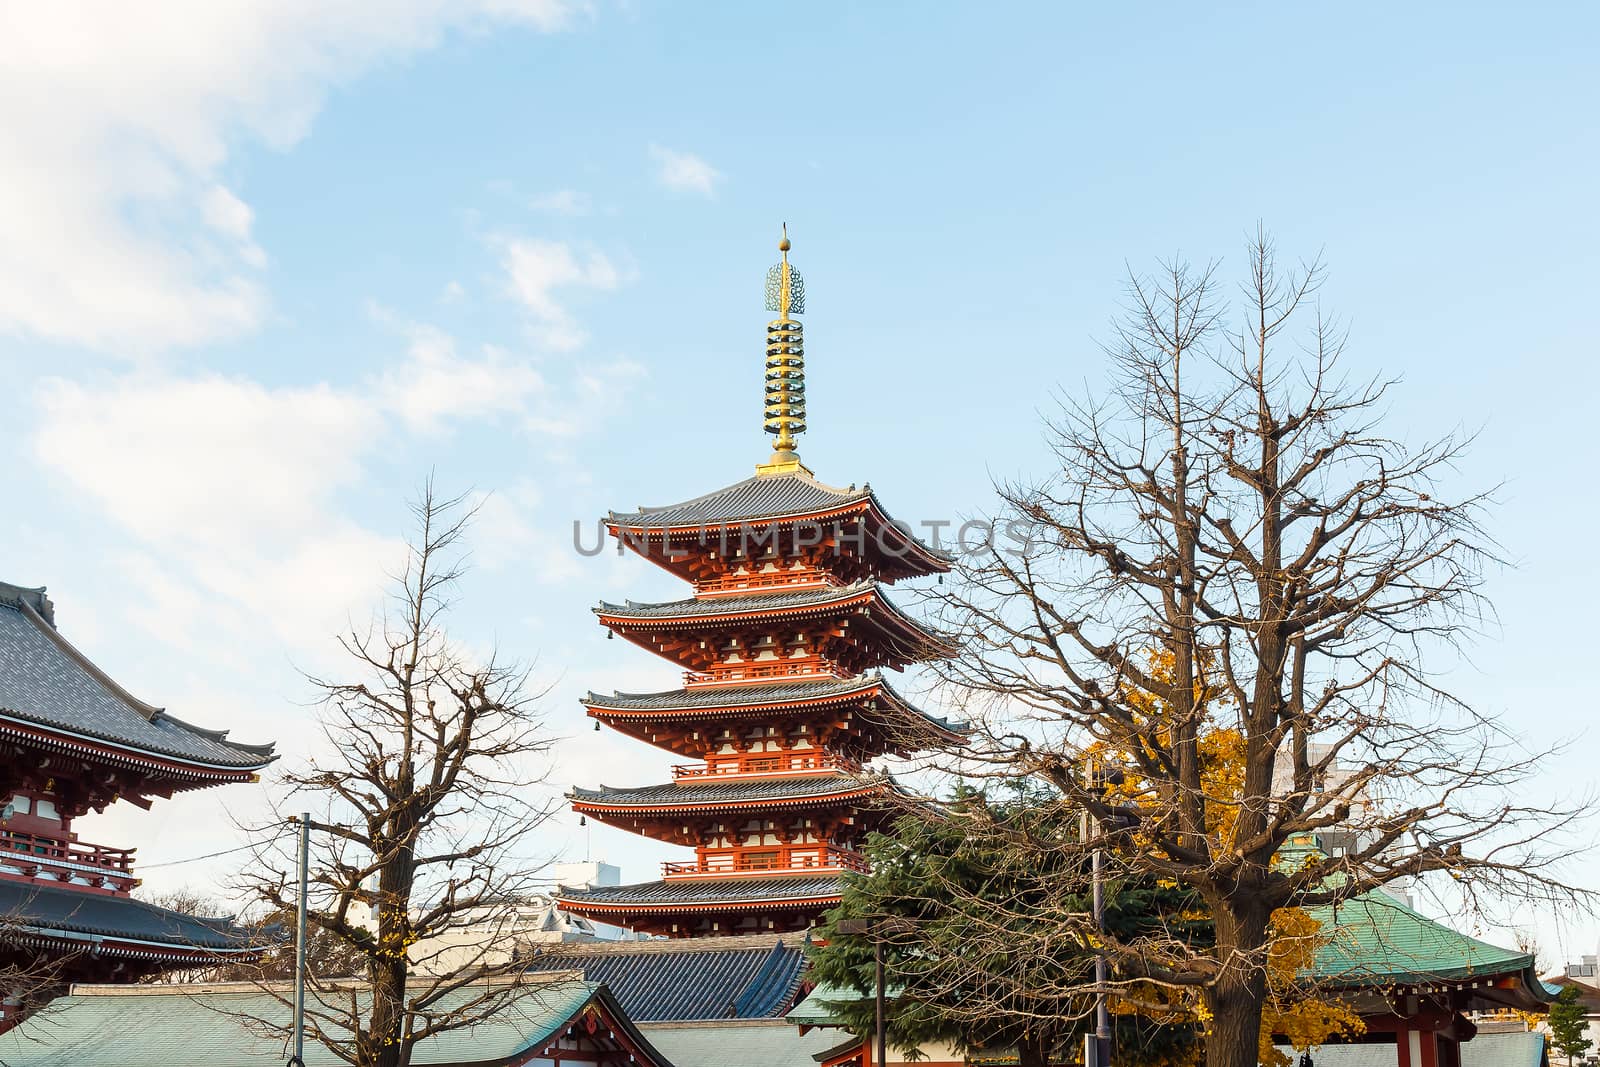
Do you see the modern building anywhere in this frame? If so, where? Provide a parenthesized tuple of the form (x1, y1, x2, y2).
(556, 230, 962, 938)
(0, 581, 275, 1015)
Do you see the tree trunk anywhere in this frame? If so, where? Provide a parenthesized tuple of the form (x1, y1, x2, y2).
(1203, 899, 1271, 1067)
(1016, 1032, 1048, 1067)
(361, 953, 408, 1067)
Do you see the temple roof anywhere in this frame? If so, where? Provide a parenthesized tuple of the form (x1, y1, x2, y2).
(1307, 888, 1544, 994)
(582, 674, 966, 735)
(604, 470, 952, 581)
(571, 774, 886, 811)
(523, 934, 808, 1021)
(597, 583, 951, 652)
(609, 471, 874, 528)
(558, 874, 842, 910)
(587, 675, 879, 711)
(0, 881, 262, 956)
(0, 584, 275, 773)
(598, 583, 881, 621)
(639, 1021, 846, 1067)
(0, 978, 673, 1067)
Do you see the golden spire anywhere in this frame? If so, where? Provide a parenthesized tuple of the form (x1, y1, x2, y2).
(757, 223, 810, 476)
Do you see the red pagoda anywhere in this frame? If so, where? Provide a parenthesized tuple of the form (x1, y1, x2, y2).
(557, 229, 962, 938)
(0, 581, 275, 1014)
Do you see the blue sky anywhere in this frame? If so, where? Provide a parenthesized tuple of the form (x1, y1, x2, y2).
(1, 2, 1595, 964)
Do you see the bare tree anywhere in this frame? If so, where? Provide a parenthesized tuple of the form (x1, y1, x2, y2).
(927, 232, 1585, 1067)
(242, 483, 558, 1067)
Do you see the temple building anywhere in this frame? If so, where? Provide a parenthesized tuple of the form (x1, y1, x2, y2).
(0, 581, 275, 1013)
(557, 230, 962, 938)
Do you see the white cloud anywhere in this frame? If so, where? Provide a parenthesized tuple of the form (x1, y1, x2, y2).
(649, 144, 722, 198)
(498, 238, 623, 350)
(27, 312, 625, 652)
(33, 372, 399, 653)
(530, 189, 592, 215)
(373, 317, 548, 433)
(0, 2, 581, 354)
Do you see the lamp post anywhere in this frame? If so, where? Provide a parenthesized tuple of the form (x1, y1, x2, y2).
(287, 813, 310, 1067)
(1084, 757, 1133, 1067)
(834, 916, 913, 1067)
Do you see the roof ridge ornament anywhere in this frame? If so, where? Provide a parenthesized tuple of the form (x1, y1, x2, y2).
(757, 223, 812, 477)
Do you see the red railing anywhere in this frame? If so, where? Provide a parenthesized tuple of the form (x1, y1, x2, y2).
(672, 754, 862, 780)
(662, 846, 870, 879)
(0, 829, 137, 894)
(694, 572, 833, 596)
(683, 662, 849, 687)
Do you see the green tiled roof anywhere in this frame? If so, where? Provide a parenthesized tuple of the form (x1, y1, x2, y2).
(785, 980, 859, 1028)
(640, 1020, 845, 1067)
(1306, 889, 1537, 987)
(0, 979, 669, 1066)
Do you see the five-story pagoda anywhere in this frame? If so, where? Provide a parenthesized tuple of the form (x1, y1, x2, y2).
(557, 230, 962, 938)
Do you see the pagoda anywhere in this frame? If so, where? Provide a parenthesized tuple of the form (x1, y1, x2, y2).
(557, 229, 962, 938)
(0, 581, 276, 1015)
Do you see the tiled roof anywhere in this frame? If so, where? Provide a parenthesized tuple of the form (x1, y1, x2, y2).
(571, 774, 882, 809)
(1307, 888, 1539, 988)
(609, 472, 871, 527)
(596, 583, 879, 620)
(0, 881, 261, 952)
(1265, 1032, 1545, 1067)
(523, 935, 808, 1020)
(582, 674, 967, 735)
(587, 676, 877, 710)
(0, 979, 673, 1067)
(639, 1021, 846, 1067)
(0, 585, 275, 771)
(558, 875, 842, 908)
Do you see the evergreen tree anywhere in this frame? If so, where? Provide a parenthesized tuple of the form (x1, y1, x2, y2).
(1549, 986, 1594, 1066)
(809, 783, 1204, 1067)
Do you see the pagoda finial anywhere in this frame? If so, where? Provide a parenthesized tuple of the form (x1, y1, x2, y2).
(758, 224, 810, 476)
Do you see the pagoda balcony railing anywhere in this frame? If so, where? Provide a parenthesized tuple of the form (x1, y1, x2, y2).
(683, 662, 852, 687)
(662, 845, 870, 880)
(0, 828, 137, 895)
(672, 754, 863, 781)
(694, 572, 835, 597)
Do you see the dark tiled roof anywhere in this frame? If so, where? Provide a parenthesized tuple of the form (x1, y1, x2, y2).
(586, 676, 877, 710)
(582, 674, 967, 735)
(0, 588, 274, 771)
(596, 583, 879, 620)
(571, 774, 881, 808)
(0, 880, 261, 952)
(609, 472, 872, 527)
(523, 936, 808, 1020)
(558, 875, 842, 907)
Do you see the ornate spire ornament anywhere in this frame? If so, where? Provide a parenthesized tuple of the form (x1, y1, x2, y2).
(757, 223, 809, 476)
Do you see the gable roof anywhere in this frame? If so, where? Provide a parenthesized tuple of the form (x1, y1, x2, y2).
(0, 583, 274, 773)
(524, 934, 808, 1020)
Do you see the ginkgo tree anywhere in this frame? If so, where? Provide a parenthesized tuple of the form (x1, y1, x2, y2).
(812, 699, 1363, 1067)
(927, 233, 1583, 1067)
